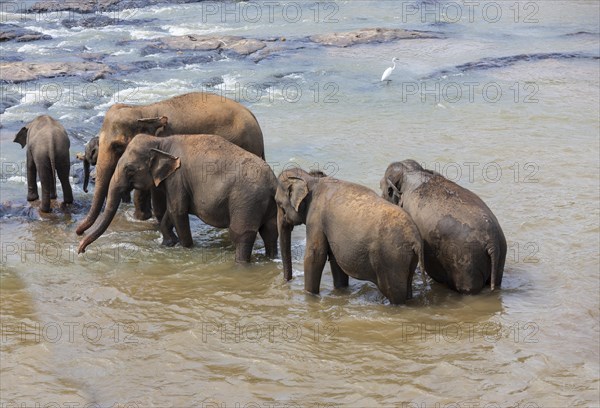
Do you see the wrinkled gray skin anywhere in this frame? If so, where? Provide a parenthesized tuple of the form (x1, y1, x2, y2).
(13, 115, 73, 213)
(381, 159, 507, 294)
(77, 136, 130, 203)
(78, 134, 278, 263)
(76, 92, 265, 236)
(276, 168, 425, 305)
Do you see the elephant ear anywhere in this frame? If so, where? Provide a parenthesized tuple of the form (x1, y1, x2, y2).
(149, 148, 181, 187)
(387, 178, 401, 199)
(288, 177, 309, 212)
(13, 127, 28, 148)
(138, 116, 168, 136)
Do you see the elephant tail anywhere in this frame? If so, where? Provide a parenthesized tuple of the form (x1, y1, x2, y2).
(49, 144, 57, 183)
(246, 109, 266, 161)
(413, 241, 427, 285)
(488, 243, 501, 291)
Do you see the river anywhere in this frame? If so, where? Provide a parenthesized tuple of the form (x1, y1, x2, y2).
(1, 1, 599, 407)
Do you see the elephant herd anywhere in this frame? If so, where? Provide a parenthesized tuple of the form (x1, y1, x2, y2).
(13, 92, 507, 305)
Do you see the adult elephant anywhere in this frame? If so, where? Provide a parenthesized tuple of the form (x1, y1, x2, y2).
(13, 115, 73, 213)
(77, 134, 278, 263)
(276, 168, 424, 305)
(75, 92, 265, 236)
(381, 159, 507, 294)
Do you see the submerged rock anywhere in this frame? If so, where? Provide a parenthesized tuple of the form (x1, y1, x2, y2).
(0, 61, 111, 83)
(310, 28, 441, 47)
(427, 52, 600, 78)
(0, 24, 52, 42)
(0, 92, 21, 114)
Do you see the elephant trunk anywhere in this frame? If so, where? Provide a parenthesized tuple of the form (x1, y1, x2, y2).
(278, 208, 294, 281)
(83, 159, 91, 193)
(77, 173, 125, 253)
(76, 153, 118, 235)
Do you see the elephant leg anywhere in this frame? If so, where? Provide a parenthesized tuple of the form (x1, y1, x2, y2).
(133, 189, 153, 220)
(304, 231, 328, 294)
(375, 254, 414, 305)
(49, 172, 57, 200)
(159, 212, 179, 247)
(151, 188, 166, 222)
(378, 274, 409, 305)
(38, 162, 54, 213)
(329, 253, 349, 289)
(171, 212, 193, 248)
(407, 254, 418, 300)
(230, 229, 258, 263)
(258, 217, 278, 259)
(120, 190, 131, 204)
(56, 162, 73, 204)
(26, 151, 39, 202)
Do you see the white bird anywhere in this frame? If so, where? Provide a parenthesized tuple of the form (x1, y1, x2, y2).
(381, 57, 400, 83)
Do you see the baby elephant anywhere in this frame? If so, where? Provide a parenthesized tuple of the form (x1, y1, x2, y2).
(76, 137, 130, 203)
(276, 168, 425, 305)
(78, 134, 278, 263)
(76, 136, 99, 193)
(381, 159, 507, 294)
(13, 115, 73, 213)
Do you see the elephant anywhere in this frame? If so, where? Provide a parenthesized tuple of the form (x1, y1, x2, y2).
(381, 159, 507, 294)
(76, 137, 130, 203)
(13, 115, 73, 213)
(77, 134, 278, 263)
(276, 168, 425, 305)
(75, 92, 265, 236)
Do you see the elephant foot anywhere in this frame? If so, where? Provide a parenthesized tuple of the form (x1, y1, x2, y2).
(27, 193, 39, 202)
(50, 193, 57, 199)
(60, 201, 73, 211)
(134, 209, 153, 221)
(39, 206, 52, 213)
(161, 236, 179, 247)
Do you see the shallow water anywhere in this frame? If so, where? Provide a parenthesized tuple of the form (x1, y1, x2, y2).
(1, 1, 599, 407)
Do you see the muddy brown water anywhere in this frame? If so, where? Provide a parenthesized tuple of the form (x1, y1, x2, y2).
(1, 1, 599, 406)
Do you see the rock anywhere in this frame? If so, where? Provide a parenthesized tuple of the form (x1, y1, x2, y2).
(0, 24, 51, 42)
(227, 38, 267, 56)
(0, 61, 112, 83)
(62, 14, 116, 29)
(62, 14, 156, 29)
(30, 0, 211, 14)
(251, 41, 310, 63)
(0, 92, 21, 114)
(310, 28, 441, 47)
(153, 35, 267, 57)
(30, 0, 122, 13)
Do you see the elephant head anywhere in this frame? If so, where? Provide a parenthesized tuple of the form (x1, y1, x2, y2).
(275, 168, 326, 280)
(381, 159, 435, 205)
(75, 104, 168, 235)
(78, 135, 180, 253)
(13, 126, 29, 148)
(76, 137, 99, 193)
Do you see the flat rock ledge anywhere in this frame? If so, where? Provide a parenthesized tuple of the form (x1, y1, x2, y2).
(0, 24, 52, 42)
(310, 28, 441, 47)
(0, 61, 111, 83)
(30, 0, 122, 13)
(151, 35, 268, 56)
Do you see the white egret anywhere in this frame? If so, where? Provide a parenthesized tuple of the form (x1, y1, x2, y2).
(381, 57, 400, 83)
